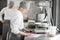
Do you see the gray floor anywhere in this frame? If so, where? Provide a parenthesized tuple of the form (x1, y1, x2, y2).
(0, 35, 2, 40)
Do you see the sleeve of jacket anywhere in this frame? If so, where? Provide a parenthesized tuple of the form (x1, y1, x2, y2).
(0, 8, 5, 21)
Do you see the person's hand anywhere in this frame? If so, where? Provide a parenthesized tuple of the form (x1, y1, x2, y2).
(21, 33, 32, 36)
(19, 32, 33, 36)
(26, 33, 32, 36)
(24, 28, 32, 32)
(1, 20, 5, 23)
(25, 29, 31, 32)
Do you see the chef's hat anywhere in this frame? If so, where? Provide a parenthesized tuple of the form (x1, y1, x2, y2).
(9, 1, 14, 5)
(19, 1, 27, 9)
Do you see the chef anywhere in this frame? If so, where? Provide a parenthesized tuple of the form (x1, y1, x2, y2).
(7, 1, 32, 40)
(0, 1, 17, 40)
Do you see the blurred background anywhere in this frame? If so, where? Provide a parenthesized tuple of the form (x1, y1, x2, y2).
(0, 0, 60, 40)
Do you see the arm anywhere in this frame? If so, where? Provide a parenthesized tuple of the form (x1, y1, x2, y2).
(0, 8, 5, 22)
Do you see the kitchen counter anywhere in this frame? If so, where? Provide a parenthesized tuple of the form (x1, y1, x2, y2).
(24, 22, 57, 40)
(25, 34, 49, 40)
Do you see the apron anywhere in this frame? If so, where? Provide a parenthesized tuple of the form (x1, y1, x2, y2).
(2, 20, 10, 40)
(6, 29, 25, 40)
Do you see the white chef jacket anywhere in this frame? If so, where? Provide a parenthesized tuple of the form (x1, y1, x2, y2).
(0, 7, 16, 20)
(10, 10, 24, 34)
(0, 7, 24, 34)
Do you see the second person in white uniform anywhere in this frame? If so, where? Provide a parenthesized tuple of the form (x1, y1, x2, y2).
(7, 1, 32, 40)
